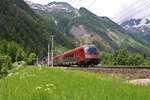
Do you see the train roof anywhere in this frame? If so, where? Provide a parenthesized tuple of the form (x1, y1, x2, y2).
(53, 44, 96, 59)
(62, 44, 96, 53)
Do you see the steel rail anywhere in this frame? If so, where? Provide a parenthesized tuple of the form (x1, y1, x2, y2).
(58, 66, 150, 69)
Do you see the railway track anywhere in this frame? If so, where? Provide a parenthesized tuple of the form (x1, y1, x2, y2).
(60, 66, 150, 78)
(60, 65, 150, 69)
(96, 66, 150, 69)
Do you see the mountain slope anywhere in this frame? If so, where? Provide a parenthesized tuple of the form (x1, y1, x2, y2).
(26, 1, 150, 56)
(0, 0, 75, 56)
(121, 18, 150, 43)
(68, 8, 150, 53)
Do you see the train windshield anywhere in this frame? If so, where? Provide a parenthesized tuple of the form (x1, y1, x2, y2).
(86, 47, 98, 54)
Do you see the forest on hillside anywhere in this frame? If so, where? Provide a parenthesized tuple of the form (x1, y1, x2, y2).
(0, 0, 75, 76)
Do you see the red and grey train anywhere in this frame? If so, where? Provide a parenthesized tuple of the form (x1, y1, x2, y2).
(45, 44, 100, 67)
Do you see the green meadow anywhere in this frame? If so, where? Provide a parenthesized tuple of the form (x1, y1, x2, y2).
(0, 66, 150, 100)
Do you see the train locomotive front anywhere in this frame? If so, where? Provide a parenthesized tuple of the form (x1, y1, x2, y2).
(82, 45, 100, 66)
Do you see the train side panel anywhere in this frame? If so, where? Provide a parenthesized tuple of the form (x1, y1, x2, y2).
(59, 47, 85, 66)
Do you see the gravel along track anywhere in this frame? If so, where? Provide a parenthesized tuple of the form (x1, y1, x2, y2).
(66, 67, 150, 79)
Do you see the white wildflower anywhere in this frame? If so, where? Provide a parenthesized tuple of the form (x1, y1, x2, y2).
(44, 88, 47, 91)
(36, 86, 42, 90)
(47, 88, 50, 91)
(14, 72, 19, 75)
(46, 83, 53, 87)
(8, 73, 13, 77)
(45, 88, 50, 91)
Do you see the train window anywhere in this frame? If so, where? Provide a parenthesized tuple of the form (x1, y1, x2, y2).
(86, 47, 98, 54)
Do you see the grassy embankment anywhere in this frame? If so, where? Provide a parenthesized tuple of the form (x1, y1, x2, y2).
(0, 66, 150, 100)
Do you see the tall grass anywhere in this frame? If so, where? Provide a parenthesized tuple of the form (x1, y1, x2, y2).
(0, 66, 150, 100)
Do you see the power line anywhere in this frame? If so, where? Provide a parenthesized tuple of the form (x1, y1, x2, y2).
(113, 0, 150, 23)
(118, 7, 150, 23)
(63, 0, 96, 34)
(87, 0, 96, 10)
(63, 0, 85, 33)
(115, 1, 150, 23)
(113, 0, 142, 20)
(75, 0, 84, 8)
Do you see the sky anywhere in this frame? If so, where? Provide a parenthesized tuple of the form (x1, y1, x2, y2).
(27, 0, 150, 23)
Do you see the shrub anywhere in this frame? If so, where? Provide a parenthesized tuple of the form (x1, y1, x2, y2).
(12, 61, 26, 71)
(112, 49, 130, 65)
(112, 49, 145, 66)
(26, 53, 36, 65)
(141, 58, 150, 66)
(99, 51, 113, 65)
(0, 55, 12, 75)
(133, 54, 144, 65)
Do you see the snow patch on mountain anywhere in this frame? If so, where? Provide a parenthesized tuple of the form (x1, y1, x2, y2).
(25, 1, 78, 13)
(121, 17, 150, 43)
(121, 18, 150, 28)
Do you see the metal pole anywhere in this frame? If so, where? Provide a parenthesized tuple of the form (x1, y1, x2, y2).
(76, 40, 78, 48)
(42, 56, 43, 65)
(80, 41, 82, 46)
(51, 35, 54, 67)
(37, 56, 38, 65)
(42, 49, 43, 65)
(48, 44, 50, 66)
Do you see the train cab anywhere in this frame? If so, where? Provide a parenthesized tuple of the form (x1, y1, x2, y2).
(83, 45, 100, 66)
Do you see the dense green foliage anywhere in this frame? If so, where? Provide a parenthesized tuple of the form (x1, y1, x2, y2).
(0, 40, 37, 76)
(112, 49, 145, 66)
(0, 0, 75, 56)
(0, 40, 26, 62)
(26, 53, 36, 65)
(99, 51, 112, 65)
(1, 66, 150, 100)
(100, 49, 150, 66)
(0, 0, 77, 76)
(0, 55, 12, 76)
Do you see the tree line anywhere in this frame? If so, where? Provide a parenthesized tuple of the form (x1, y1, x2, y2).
(0, 40, 36, 77)
(100, 49, 150, 66)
